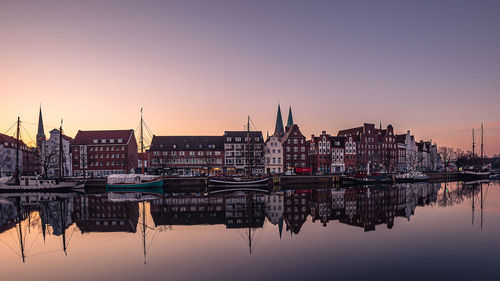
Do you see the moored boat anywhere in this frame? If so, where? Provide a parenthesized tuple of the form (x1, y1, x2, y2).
(209, 177, 270, 186)
(0, 176, 84, 191)
(106, 174, 164, 189)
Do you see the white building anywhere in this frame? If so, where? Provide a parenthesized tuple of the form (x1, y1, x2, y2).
(265, 192, 284, 239)
(265, 135, 283, 174)
(265, 104, 285, 174)
(41, 129, 73, 178)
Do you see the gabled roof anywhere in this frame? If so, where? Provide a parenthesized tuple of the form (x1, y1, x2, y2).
(73, 130, 134, 145)
(150, 135, 224, 150)
(395, 134, 406, 144)
(48, 129, 74, 143)
(0, 133, 27, 148)
(337, 126, 363, 137)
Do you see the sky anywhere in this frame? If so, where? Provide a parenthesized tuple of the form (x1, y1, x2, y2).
(1, 0, 499, 155)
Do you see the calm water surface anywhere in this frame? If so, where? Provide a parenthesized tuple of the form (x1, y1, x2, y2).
(1, 181, 499, 281)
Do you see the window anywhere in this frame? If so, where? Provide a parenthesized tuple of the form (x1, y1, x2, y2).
(235, 137, 241, 142)
(227, 137, 232, 142)
(255, 137, 259, 141)
(293, 139, 298, 144)
(101, 139, 107, 143)
(93, 139, 98, 144)
(180, 151, 185, 155)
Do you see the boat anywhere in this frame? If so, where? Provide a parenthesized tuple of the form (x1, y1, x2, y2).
(490, 173, 500, 180)
(459, 124, 491, 181)
(0, 175, 84, 191)
(105, 108, 165, 191)
(395, 171, 429, 183)
(209, 116, 269, 188)
(209, 177, 270, 185)
(105, 174, 164, 189)
(0, 117, 83, 192)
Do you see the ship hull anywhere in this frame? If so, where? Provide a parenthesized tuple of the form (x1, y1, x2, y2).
(105, 179, 164, 189)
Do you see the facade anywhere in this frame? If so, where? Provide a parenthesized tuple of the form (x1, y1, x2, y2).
(331, 136, 346, 173)
(282, 124, 308, 172)
(223, 131, 265, 175)
(265, 104, 285, 174)
(379, 125, 398, 173)
(148, 136, 224, 175)
(309, 131, 332, 174)
(41, 129, 73, 178)
(0, 133, 39, 177)
(71, 130, 138, 177)
(396, 134, 407, 173)
(338, 123, 398, 173)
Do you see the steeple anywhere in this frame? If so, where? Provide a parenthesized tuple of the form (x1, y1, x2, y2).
(286, 106, 294, 129)
(36, 105, 46, 148)
(273, 104, 285, 138)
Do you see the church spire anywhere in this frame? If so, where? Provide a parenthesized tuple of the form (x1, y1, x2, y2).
(36, 105, 46, 148)
(286, 105, 294, 129)
(273, 104, 284, 138)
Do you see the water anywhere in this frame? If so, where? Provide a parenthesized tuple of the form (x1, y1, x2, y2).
(1, 181, 499, 281)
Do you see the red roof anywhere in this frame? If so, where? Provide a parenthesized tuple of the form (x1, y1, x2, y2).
(73, 130, 134, 145)
(0, 133, 27, 148)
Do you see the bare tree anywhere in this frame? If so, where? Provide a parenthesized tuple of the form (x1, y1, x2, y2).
(438, 146, 455, 172)
(0, 155, 11, 177)
(40, 148, 57, 179)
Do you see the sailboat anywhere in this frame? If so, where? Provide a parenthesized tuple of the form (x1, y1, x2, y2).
(209, 116, 270, 187)
(0, 117, 83, 191)
(460, 124, 490, 181)
(106, 108, 164, 190)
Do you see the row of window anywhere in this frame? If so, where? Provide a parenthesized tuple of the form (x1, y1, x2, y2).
(226, 137, 261, 142)
(92, 138, 124, 144)
(152, 151, 222, 156)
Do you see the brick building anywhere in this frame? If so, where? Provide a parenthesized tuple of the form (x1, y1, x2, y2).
(331, 136, 346, 173)
(309, 131, 332, 174)
(148, 135, 224, 176)
(71, 130, 138, 177)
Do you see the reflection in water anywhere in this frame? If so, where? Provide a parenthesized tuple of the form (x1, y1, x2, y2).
(0, 181, 495, 265)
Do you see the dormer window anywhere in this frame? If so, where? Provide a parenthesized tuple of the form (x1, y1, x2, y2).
(227, 137, 232, 142)
(110, 139, 115, 143)
(236, 137, 241, 142)
(93, 139, 98, 144)
(118, 139, 123, 143)
(101, 139, 106, 143)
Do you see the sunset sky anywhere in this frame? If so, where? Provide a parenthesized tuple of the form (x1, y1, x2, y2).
(1, 0, 499, 155)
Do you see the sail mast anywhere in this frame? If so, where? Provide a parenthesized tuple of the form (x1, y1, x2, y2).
(480, 123, 484, 170)
(247, 116, 250, 177)
(141, 108, 144, 174)
(59, 119, 64, 181)
(15, 117, 20, 185)
(472, 128, 475, 170)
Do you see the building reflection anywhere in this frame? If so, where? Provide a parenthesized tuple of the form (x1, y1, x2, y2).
(0, 181, 492, 262)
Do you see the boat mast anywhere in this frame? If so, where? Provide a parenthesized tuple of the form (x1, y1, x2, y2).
(141, 108, 144, 175)
(142, 201, 146, 265)
(472, 129, 475, 170)
(15, 117, 20, 185)
(480, 123, 484, 171)
(59, 119, 64, 182)
(246, 116, 250, 177)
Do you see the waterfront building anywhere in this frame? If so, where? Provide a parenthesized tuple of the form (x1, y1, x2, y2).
(0, 133, 39, 177)
(379, 125, 398, 173)
(396, 134, 407, 173)
(309, 131, 332, 174)
(265, 192, 284, 226)
(225, 193, 266, 229)
(338, 123, 399, 173)
(331, 136, 346, 173)
(71, 130, 138, 177)
(281, 106, 308, 172)
(148, 136, 224, 176)
(40, 129, 73, 178)
(265, 104, 285, 174)
(223, 131, 265, 175)
(338, 123, 381, 173)
(310, 189, 331, 226)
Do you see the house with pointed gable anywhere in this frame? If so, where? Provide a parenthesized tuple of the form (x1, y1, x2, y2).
(265, 104, 285, 174)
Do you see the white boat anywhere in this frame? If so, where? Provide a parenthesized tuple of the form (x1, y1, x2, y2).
(0, 176, 84, 191)
(395, 172, 429, 182)
(106, 174, 164, 189)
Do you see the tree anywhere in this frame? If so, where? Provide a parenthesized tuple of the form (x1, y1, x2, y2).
(0, 154, 11, 177)
(438, 146, 455, 172)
